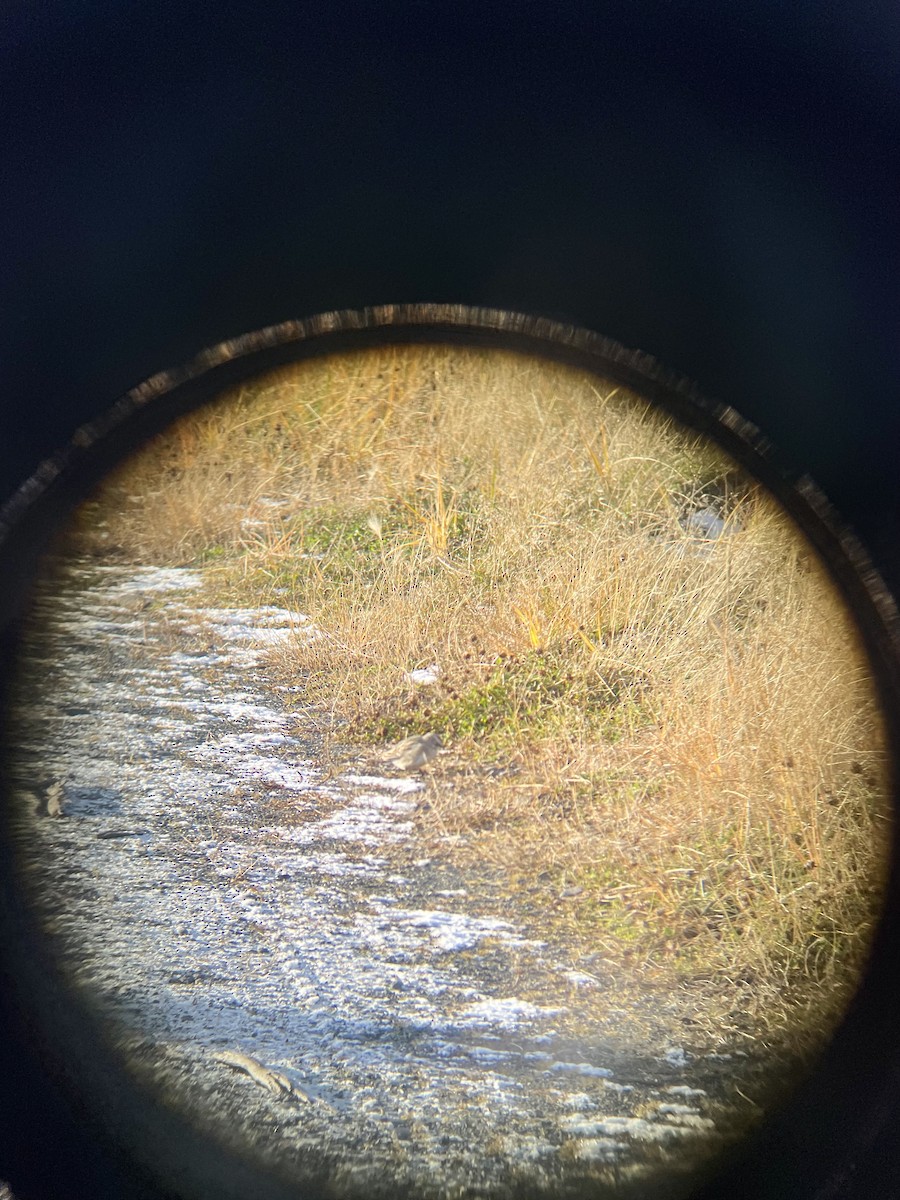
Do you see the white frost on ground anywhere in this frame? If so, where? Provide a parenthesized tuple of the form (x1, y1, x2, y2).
(342, 773, 424, 795)
(6, 561, 753, 1199)
(98, 564, 205, 593)
(457, 997, 565, 1027)
(373, 910, 540, 956)
(569, 1137, 625, 1162)
(547, 1060, 614, 1078)
(562, 970, 603, 988)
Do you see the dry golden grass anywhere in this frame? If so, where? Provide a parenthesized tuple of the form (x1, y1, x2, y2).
(68, 343, 891, 1043)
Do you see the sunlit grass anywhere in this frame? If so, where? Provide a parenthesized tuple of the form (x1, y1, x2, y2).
(68, 342, 891, 1046)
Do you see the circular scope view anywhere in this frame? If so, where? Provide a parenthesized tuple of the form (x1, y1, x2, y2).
(3, 333, 892, 1199)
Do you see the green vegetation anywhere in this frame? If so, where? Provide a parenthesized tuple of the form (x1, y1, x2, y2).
(67, 343, 891, 1046)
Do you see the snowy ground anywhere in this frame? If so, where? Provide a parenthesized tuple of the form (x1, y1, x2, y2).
(5, 560, 770, 1198)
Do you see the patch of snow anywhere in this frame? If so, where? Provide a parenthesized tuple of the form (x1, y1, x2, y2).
(450, 1044, 512, 1065)
(501, 1137, 559, 1162)
(193, 748, 316, 792)
(569, 1138, 624, 1161)
(591, 1116, 703, 1143)
(457, 998, 565, 1029)
(343, 773, 424, 795)
(560, 1117, 615, 1136)
(299, 853, 384, 878)
(561, 970, 602, 988)
(195, 604, 310, 626)
(384, 909, 518, 954)
(658, 1111, 716, 1130)
(547, 1061, 613, 1078)
(104, 566, 204, 594)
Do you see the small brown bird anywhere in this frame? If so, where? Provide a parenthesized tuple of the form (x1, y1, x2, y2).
(381, 732, 443, 772)
(44, 781, 65, 818)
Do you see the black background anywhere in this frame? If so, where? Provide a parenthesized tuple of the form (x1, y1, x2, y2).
(1, 3, 899, 1198)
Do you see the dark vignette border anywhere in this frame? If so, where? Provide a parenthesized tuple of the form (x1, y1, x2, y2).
(1, 303, 898, 1200)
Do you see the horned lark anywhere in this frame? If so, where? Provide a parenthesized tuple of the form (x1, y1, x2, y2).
(44, 781, 65, 818)
(8, 781, 63, 818)
(381, 731, 443, 772)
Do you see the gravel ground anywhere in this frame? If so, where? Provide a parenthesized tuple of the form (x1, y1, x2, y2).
(4, 560, 775, 1199)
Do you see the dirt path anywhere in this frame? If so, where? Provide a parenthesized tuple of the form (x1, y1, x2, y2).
(6, 560, 772, 1198)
